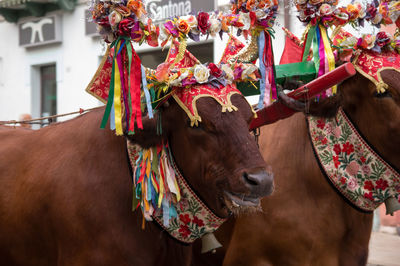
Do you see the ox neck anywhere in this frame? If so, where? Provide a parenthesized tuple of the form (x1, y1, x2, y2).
(126, 141, 226, 244)
(307, 108, 400, 212)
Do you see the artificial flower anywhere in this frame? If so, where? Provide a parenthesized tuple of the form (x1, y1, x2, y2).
(155, 62, 171, 82)
(241, 64, 258, 80)
(118, 18, 135, 37)
(177, 19, 190, 34)
(319, 4, 333, 16)
(375, 31, 391, 47)
(221, 64, 234, 82)
(197, 12, 211, 34)
(209, 18, 222, 37)
(108, 11, 122, 28)
(239, 12, 251, 30)
(131, 21, 145, 43)
(208, 63, 222, 78)
(127, 0, 146, 18)
(193, 64, 210, 84)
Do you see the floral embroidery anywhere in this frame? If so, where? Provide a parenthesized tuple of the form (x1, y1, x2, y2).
(308, 108, 400, 212)
(151, 156, 226, 243)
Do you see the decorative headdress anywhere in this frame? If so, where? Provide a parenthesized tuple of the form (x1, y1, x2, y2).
(87, 0, 279, 240)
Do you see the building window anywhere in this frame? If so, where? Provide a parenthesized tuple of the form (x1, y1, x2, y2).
(40, 65, 57, 118)
(138, 42, 214, 69)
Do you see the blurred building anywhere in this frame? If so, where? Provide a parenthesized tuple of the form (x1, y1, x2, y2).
(0, 0, 296, 122)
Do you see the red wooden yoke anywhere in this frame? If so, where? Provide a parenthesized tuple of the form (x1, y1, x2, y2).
(249, 63, 356, 131)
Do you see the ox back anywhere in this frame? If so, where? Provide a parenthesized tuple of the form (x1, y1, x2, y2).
(0, 110, 193, 265)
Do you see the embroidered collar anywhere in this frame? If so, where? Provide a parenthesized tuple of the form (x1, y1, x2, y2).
(308, 108, 400, 212)
(127, 141, 226, 243)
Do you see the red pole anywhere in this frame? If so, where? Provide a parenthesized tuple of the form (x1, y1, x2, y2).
(249, 63, 356, 130)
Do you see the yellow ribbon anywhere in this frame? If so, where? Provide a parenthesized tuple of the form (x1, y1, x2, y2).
(320, 25, 337, 94)
(114, 42, 123, 135)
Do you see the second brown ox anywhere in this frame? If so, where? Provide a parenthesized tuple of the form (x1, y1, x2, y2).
(193, 69, 400, 265)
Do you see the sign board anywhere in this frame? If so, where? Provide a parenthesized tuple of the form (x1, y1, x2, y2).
(146, 0, 215, 22)
(19, 16, 62, 48)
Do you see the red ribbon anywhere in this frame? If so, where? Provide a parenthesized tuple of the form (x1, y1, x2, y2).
(129, 42, 143, 132)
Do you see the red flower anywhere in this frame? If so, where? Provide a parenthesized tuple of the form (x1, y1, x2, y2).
(321, 138, 328, 145)
(316, 119, 326, 129)
(179, 214, 191, 225)
(178, 225, 191, 239)
(364, 180, 374, 191)
(197, 12, 210, 34)
(340, 177, 346, 185)
(360, 156, 366, 164)
(118, 18, 135, 37)
(192, 216, 205, 227)
(334, 144, 341, 155)
(342, 142, 354, 155)
(376, 179, 389, 190)
(364, 192, 374, 201)
(208, 63, 222, 78)
(376, 31, 391, 48)
(333, 156, 340, 169)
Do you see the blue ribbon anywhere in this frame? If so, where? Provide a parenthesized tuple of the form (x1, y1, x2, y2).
(141, 65, 153, 119)
(258, 32, 266, 109)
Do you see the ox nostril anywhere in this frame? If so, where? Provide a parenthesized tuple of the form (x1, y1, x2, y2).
(243, 172, 259, 186)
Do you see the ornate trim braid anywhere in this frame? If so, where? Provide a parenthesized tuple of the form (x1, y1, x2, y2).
(308, 108, 400, 212)
(127, 141, 226, 243)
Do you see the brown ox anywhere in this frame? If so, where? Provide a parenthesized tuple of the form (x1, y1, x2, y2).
(0, 94, 273, 265)
(192, 70, 400, 265)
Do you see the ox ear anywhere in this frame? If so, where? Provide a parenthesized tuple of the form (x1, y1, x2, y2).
(123, 111, 165, 149)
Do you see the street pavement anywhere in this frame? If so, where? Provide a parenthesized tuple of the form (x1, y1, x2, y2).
(368, 231, 400, 266)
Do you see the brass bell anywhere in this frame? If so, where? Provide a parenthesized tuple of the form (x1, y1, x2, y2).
(384, 197, 400, 216)
(201, 233, 222, 254)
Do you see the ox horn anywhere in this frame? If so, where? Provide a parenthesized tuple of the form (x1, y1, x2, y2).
(201, 233, 222, 254)
(384, 197, 400, 216)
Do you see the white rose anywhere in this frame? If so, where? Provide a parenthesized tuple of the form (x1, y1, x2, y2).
(159, 27, 169, 43)
(209, 18, 222, 37)
(170, 71, 189, 87)
(255, 10, 266, 19)
(221, 64, 234, 83)
(194, 65, 210, 84)
(241, 65, 258, 80)
(108, 11, 122, 28)
(239, 12, 251, 31)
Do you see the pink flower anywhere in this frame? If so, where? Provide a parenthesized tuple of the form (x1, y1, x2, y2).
(362, 165, 371, 175)
(346, 161, 360, 176)
(333, 127, 341, 138)
(348, 178, 358, 190)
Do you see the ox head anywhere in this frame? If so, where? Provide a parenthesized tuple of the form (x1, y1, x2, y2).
(125, 94, 273, 217)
